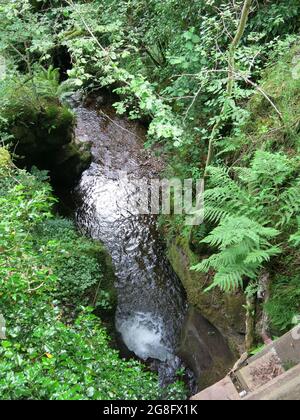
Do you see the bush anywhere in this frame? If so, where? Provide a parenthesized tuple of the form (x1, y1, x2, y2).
(33, 218, 116, 312)
(0, 166, 186, 400)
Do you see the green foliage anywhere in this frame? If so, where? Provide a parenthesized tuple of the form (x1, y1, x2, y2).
(289, 218, 300, 248)
(0, 167, 186, 400)
(2, 0, 300, 166)
(1, 0, 300, 388)
(0, 66, 75, 164)
(33, 218, 114, 311)
(249, 0, 300, 38)
(0, 0, 54, 67)
(192, 151, 300, 291)
(266, 275, 300, 332)
(0, 66, 69, 120)
(193, 216, 280, 292)
(219, 45, 300, 161)
(0, 147, 10, 167)
(0, 309, 185, 400)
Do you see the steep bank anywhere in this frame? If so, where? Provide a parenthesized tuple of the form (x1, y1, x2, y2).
(167, 47, 300, 356)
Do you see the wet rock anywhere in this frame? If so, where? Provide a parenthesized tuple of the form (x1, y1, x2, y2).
(178, 307, 236, 391)
(63, 90, 84, 108)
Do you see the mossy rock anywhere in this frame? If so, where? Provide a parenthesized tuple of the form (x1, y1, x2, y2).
(0, 148, 11, 167)
(2, 81, 91, 186)
(42, 104, 75, 147)
(167, 235, 246, 356)
(6, 97, 74, 153)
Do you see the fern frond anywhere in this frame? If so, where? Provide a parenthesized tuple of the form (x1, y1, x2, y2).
(244, 247, 281, 264)
(289, 217, 300, 248)
(205, 269, 244, 292)
(194, 215, 281, 292)
(278, 177, 300, 227)
(204, 205, 229, 223)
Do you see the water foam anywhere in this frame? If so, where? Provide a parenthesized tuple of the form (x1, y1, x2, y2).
(116, 312, 174, 362)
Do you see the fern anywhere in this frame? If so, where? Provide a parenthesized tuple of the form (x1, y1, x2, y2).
(193, 150, 299, 292)
(34, 66, 60, 99)
(279, 177, 300, 228)
(289, 217, 300, 247)
(192, 216, 281, 292)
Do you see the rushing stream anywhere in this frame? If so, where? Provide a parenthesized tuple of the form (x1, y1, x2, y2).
(74, 100, 188, 384)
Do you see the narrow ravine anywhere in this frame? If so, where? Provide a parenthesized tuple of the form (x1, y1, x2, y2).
(74, 99, 188, 384)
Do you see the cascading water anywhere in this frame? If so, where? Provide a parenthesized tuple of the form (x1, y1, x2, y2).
(74, 100, 188, 384)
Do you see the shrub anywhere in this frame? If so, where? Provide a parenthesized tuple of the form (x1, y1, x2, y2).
(0, 167, 186, 400)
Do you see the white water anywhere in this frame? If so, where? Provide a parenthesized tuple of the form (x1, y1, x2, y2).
(116, 312, 174, 362)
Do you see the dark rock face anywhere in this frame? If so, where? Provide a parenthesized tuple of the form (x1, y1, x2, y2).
(178, 307, 235, 391)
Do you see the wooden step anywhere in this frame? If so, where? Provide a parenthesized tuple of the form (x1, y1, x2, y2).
(243, 364, 300, 400)
(190, 325, 300, 401)
(236, 350, 285, 392)
(236, 325, 300, 393)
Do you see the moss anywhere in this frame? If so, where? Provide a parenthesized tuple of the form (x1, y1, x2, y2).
(3, 87, 74, 153)
(44, 103, 74, 132)
(1, 75, 91, 186)
(11, 126, 37, 146)
(248, 70, 296, 137)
